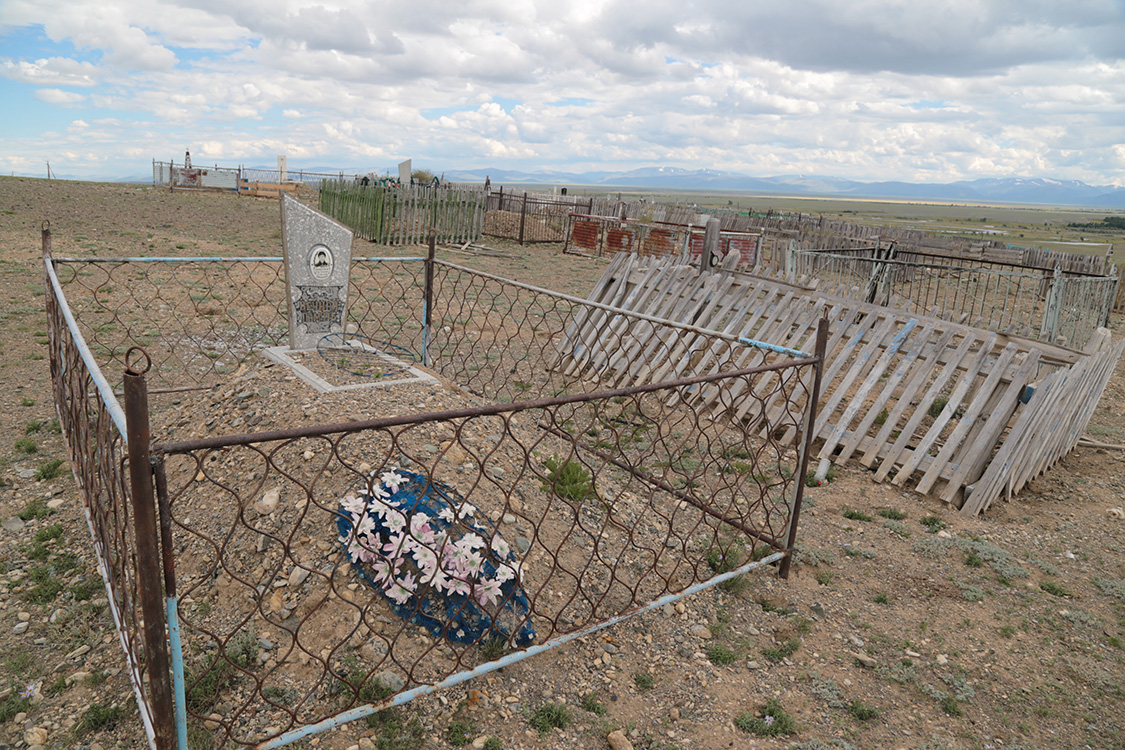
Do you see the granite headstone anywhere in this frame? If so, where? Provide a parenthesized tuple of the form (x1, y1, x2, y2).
(280, 194, 353, 351)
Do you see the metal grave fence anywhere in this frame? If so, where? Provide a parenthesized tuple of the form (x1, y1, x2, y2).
(789, 246, 1117, 349)
(45, 229, 826, 749)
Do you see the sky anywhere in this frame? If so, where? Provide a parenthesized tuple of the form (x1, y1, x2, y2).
(1, 0, 1123, 185)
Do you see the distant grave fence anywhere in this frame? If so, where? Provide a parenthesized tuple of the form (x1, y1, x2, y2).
(482, 190, 594, 244)
(44, 227, 825, 749)
(319, 181, 485, 246)
(789, 246, 1117, 350)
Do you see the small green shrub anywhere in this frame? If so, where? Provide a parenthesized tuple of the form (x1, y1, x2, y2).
(877, 508, 907, 520)
(707, 645, 739, 665)
(17, 498, 53, 520)
(70, 576, 102, 602)
(478, 635, 507, 662)
(633, 672, 655, 692)
(528, 702, 571, 736)
(939, 696, 962, 716)
(762, 639, 801, 661)
(0, 693, 31, 724)
(580, 691, 607, 715)
(847, 700, 879, 721)
(540, 456, 594, 502)
(928, 397, 949, 418)
(964, 550, 984, 568)
(816, 570, 834, 586)
(1040, 581, 1072, 598)
(873, 593, 890, 604)
(445, 718, 477, 746)
(14, 437, 37, 454)
(24, 565, 63, 604)
(842, 509, 874, 522)
(35, 523, 64, 543)
(919, 516, 946, 533)
(873, 408, 889, 425)
(483, 738, 501, 750)
(20, 397, 35, 407)
(25, 420, 43, 434)
(36, 459, 65, 481)
(734, 699, 798, 737)
(74, 703, 125, 737)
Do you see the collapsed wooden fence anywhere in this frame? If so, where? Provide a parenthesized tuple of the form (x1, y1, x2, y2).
(555, 252, 1121, 514)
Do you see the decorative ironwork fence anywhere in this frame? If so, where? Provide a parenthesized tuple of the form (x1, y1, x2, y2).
(46, 230, 825, 750)
(789, 246, 1117, 349)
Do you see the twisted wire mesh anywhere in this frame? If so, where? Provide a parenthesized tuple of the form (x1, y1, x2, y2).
(50, 258, 426, 390)
(427, 260, 785, 405)
(44, 261, 158, 746)
(154, 358, 814, 747)
(793, 249, 1114, 341)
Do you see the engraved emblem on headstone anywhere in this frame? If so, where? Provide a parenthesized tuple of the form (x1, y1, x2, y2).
(294, 285, 345, 332)
(281, 194, 353, 350)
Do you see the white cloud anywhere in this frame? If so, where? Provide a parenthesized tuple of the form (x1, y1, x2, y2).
(34, 88, 87, 105)
(0, 0, 1121, 185)
(0, 57, 99, 86)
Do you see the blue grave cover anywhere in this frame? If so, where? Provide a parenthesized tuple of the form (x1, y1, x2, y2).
(337, 469, 535, 647)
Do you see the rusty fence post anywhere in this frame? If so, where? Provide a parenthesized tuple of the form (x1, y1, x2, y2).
(123, 349, 177, 749)
(779, 315, 829, 579)
(423, 233, 436, 368)
(518, 192, 528, 245)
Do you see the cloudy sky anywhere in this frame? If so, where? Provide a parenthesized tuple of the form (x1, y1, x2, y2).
(1, 0, 1123, 184)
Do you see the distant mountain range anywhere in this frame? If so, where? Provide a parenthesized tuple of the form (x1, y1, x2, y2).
(439, 167, 1125, 207)
(80, 165, 1125, 207)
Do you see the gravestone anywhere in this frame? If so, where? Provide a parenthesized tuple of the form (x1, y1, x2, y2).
(281, 193, 353, 350)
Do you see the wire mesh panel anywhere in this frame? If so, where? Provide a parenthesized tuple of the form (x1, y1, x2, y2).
(49, 257, 427, 391)
(793, 248, 1115, 346)
(427, 260, 790, 404)
(152, 357, 817, 748)
(44, 258, 162, 747)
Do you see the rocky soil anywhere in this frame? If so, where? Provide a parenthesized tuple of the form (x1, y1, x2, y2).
(1, 177, 1124, 750)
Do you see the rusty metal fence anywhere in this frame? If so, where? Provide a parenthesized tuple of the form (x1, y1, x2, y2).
(563, 213, 762, 269)
(43, 227, 168, 748)
(482, 190, 593, 244)
(46, 229, 826, 749)
(790, 246, 1117, 349)
(49, 256, 428, 393)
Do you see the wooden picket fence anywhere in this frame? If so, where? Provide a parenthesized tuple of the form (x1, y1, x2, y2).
(319, 181, 485, 245)
(555, 252, 1118, 513)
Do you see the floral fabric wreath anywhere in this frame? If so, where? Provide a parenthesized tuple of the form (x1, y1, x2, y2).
(336, 468, 535, 647)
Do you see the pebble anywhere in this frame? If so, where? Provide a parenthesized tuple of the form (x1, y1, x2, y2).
(688, 624, 712, 640)
(46, 498, 65, 509)
(14, 621, 30, 635)
(373, 670, 405, 693)
(66, 645, 91, 659)
(24, 727, 49, 746)
(850, 651, 878, 668)
(2, 517, 26, 532)
(288, 566, 310, 588)
(514, 536, 531, 554)
(18, 611, 31, 622)
(472, 737, 488, 749)
(255, 487, 281, 515)
(607, 728, 635, 750)
(936, 654, 949, 665)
